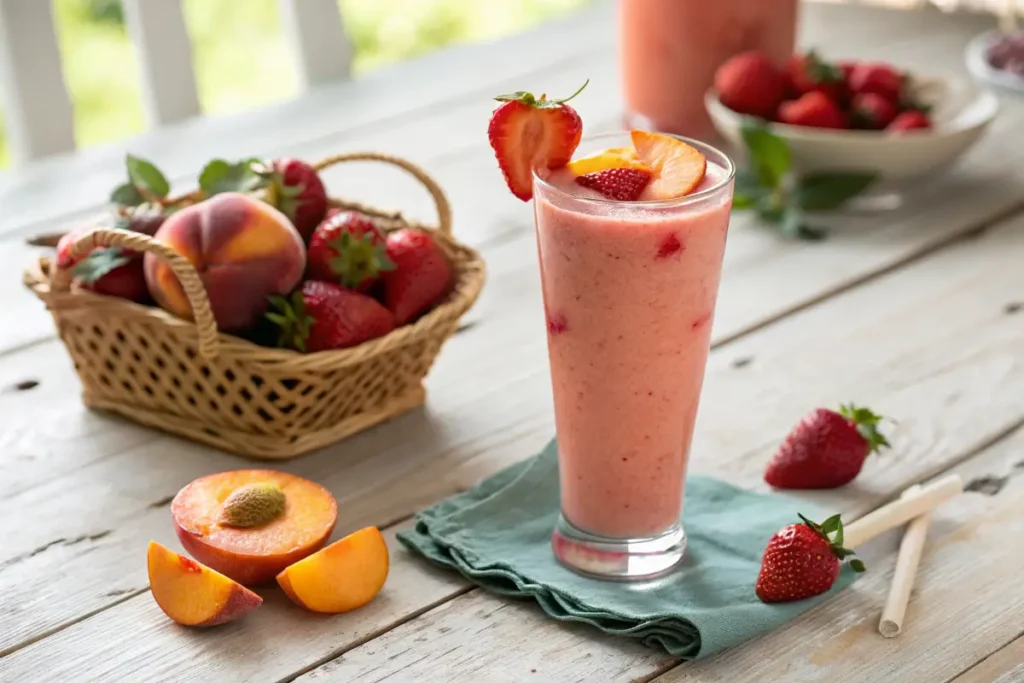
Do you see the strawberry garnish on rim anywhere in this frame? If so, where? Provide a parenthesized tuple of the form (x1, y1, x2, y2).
(576, 168, 652, 201)
(488, 80, 587, 201)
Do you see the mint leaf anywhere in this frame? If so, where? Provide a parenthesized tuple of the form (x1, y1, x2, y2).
(199, 158, 266, 196)
(741, 123, 790, 187)
(126, 154, 170, 198)
(733, 168, 767, 209)
(798, 172, 877, 212)
(110, 182, 145, 207)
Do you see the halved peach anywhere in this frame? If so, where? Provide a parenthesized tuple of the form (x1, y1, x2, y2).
(276, 527, 389, 613)
(631, 130, 707, 200)
(147, 541, 262, 626)
(172, 470, 338, 586)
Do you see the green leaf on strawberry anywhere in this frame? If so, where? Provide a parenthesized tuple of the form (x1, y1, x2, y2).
(126, 154, 170, 199)
(266, 290, 317, 353)
(71, 247, 133, 284)
(840, 403, 891, 453)
(796, 512, 866, 572)
(494, 79, 589, 109)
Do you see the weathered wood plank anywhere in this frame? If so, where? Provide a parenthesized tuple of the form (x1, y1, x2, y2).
(293, 424, 1024, 683)
(950, 636, 1024, 683)
(3, 173, 1024, 679)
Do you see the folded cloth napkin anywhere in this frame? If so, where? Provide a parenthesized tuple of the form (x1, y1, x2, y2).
(398, 438, 860, 659)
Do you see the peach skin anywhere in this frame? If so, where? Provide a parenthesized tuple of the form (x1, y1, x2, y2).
(276, 526, 390, 613)
(147, 541, 262, 626)
(172, 470, 338, 586)
(144, 192, 306, 332)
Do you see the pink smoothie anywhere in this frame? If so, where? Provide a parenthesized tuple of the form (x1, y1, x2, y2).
(535, 162, 733, 539)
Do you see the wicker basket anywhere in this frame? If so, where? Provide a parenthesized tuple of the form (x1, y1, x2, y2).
(23, 152, 486, 460)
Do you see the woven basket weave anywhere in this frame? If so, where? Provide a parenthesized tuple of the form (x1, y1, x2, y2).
(23, 152, 486, 460)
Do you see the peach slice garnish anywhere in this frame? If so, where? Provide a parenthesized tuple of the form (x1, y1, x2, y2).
(147, 541, 262, 627)
(276, 527, 390, 614)
(630, 130, 707, 200)
(566, 146, 647, 176)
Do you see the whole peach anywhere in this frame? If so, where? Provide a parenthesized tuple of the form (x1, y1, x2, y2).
(144, 193, 306, 332)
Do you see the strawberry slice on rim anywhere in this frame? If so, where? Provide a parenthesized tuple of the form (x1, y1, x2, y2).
(488, 81, 587, 201)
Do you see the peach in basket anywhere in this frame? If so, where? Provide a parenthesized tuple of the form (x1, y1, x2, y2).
(707, 50, 999, 183)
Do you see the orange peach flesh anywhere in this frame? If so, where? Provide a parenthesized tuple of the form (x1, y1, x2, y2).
(276, 527, 390, 613)
(147, 541, 262, 626)
(172, 469, 338, 586)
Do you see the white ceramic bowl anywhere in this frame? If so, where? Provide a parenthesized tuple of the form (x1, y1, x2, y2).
(705, 74, 999, 183)
(965, 30, 1024, 95)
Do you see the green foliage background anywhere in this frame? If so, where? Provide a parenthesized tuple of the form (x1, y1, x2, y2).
(0, 0, 591, 168)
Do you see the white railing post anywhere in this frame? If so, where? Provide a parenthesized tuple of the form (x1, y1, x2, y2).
(0, 0, 75, 165)
(276, 0, 352, 87)
(121, 0, 201, 127)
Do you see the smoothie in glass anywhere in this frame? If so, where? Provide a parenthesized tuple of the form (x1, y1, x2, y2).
(620, 0, 798, 140)
(537, 133, 734, 579)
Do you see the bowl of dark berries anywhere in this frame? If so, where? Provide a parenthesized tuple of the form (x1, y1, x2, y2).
(966, 29, 1024, 95)
(706, 50, 999, 183)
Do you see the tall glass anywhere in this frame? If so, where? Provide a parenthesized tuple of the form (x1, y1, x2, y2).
(620, 0, 798, 141)
(535, 133, 735, 580)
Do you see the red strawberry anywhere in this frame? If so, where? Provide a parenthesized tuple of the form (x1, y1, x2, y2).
(777, 91, 846, 130)
(850, 92, 897, 130)
(575, 167, 652, 201)
(72, 248, 150, 303)
(887, 110, 932, 132)
(381, 229, 453, 325)
(307, 210, 394, 292)
(837, 60, 858, 84)
(267, 281, 395, 352)
(488, 82, 586, 201)
(756, 514, 865, 603)
(848, 63, 904, 102)
(786, 51, 846, 101)
(714, 51, 787, 119)
(765, 404, 890, 489)
(261, 158, 327, 240)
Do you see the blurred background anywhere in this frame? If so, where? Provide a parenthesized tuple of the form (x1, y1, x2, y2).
(0, 0, 593, 168)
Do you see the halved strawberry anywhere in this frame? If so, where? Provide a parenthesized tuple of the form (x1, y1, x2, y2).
(488, 81, 587, 201)
(630, 131, 707, 200)
(575, 168, 652, 201)
(566, 147, 644, 176)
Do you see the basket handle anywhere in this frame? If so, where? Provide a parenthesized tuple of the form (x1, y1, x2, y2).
(313, 152, 452, 236)
(50, 228, 221, 360)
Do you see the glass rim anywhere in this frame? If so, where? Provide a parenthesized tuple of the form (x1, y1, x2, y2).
(532, 131, 736, 208)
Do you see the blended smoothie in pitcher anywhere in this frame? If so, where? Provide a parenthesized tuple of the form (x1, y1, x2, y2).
(486, 83, 734, 579)
(536, 160, 731, 539)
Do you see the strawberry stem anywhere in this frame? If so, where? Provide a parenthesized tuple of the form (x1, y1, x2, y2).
(493, 79, 589, 109)
(839, 403, 891, 453)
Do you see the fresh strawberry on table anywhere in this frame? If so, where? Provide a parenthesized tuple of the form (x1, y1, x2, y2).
(307, 210, 394, 292)
(786, 51, 847, 101)
(714, 51, 787, 119)
(850, 92, 898, 130)
(777, 91, 846, 129)
(888, 110, 932, 132)
(764, 404, 890, 489)
(488, 81, 586, 201)
(381, 229, 453, 325)
(755, 513, 866, 603)
(267, 281, 396, 352)
(259, 158, 328, 241)
(848, 62, 904, 102)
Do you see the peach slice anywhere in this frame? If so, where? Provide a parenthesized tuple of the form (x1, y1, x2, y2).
(566, 146, 646, 176)
(276, 527, 390, 614)
(630, 130, 707, 200)
(147, 541, 262, 626)
(172, 470, 338, 586)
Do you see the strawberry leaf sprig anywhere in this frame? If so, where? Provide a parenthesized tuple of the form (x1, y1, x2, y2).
(734, 122, 878, 241)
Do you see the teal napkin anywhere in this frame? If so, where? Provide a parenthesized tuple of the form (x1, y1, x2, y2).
(398, 438, 860, 659)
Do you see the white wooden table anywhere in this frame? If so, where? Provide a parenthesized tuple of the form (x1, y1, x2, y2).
(2, 3, 1024, 681)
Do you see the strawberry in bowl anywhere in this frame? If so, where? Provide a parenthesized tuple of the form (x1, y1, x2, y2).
(706, 49, 998, 183)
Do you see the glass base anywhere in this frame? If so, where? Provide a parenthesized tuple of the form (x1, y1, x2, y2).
(551, 516, 686, 581)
